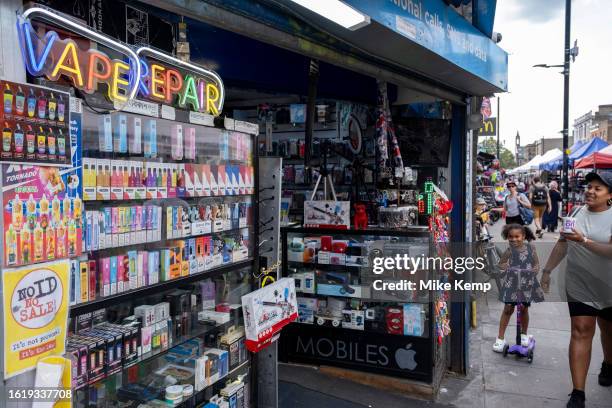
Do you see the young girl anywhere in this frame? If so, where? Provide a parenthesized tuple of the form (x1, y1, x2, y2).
(492, 224, 545, 352)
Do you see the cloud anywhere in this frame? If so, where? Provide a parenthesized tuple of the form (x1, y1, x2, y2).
(510, 0, 564, 23)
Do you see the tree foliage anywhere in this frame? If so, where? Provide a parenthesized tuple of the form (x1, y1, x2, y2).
(478, 137, 517, 169)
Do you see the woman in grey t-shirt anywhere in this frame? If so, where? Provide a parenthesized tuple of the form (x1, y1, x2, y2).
(541, 171, 612, 408)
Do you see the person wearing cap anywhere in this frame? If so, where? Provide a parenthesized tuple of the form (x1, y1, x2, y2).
(503, 180, 531, 225)
(541, 171, 612, 408)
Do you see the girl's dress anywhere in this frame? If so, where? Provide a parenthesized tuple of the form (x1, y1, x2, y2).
(499, 243, 545, 304)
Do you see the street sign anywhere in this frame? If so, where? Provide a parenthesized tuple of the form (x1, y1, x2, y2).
(478, 118, 497, 136)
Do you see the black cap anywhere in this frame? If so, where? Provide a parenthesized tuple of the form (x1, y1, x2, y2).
(585, 171, 612, 189)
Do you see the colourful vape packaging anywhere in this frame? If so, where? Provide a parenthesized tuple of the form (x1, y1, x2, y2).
(148, 251, 157, 285)
(185, 127, 196, 160)
(79, 261, 89, 303)
(185, 165, 195, 197)
(88, 260, 97, 301)
(117, 255, 125, 293)
(209, 165, 219, 196)
(110, 256, 118, 295)
(127, 251, 137, 290)
(83, 158, 96, 201)
(101, 257, 110, 297)
(99, 115, 113, 152)
(216, 165, 226, 195)
(171, 124, 183, 160)
(70, 260, 79, 305)
(144, 119, 157, 158)
(115, 114, 127, 153)
(130, 117, 142, 154)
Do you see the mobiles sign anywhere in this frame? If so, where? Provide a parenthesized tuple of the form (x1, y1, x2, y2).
(17, 7, 224, 115)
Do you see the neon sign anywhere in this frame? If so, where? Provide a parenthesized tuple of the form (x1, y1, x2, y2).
(16, 8, 224, 116)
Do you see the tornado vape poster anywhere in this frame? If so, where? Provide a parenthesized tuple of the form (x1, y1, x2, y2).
(3, 260, 70, 378)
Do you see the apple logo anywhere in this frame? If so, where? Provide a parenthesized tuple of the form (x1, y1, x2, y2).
(395, 344, 417, 370)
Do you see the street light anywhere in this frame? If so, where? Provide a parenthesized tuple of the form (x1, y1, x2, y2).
(533, 0, 578, 215)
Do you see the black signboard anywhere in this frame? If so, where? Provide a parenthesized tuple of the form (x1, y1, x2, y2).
(280, 324, 433, 382)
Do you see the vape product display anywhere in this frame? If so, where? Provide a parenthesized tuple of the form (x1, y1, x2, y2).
(0, 81, 70, 164)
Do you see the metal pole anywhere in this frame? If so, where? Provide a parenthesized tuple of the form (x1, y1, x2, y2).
(497, 96, 501, 159)
(562, 0, 571, 214)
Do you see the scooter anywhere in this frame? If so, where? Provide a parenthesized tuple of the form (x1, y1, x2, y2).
(502, 302, 535, 363)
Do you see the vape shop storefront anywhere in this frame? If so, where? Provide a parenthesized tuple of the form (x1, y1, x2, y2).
(0, 0, 507, 406)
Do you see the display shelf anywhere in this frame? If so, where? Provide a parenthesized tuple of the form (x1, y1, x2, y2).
(83, 193, 255, 203)
(193, 359, 251, 405)
(85, 226, 253, 254)
(69, 258, 254, 316)
(95, 320, 236, 385)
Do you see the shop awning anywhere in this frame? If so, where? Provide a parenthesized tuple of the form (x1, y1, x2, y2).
(575, 152, 612, 169)
(149, 0, 508, 99)
(540, 138, 608, 171)
(508, 154, 542, 174)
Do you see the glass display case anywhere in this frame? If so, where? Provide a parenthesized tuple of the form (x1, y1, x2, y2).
(279, 226, 447, 383)
(71, 268, 252, 407)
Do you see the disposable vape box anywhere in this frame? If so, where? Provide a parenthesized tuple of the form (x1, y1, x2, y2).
(101, 257, 110, 297)
(70, 260, 79, 305)
(96, 159, 111, 200)
(88, 261, 97, 302)
(160, 249, 171, 281)
(97, 210, 106, 250)
(185, 127, 196, 160)
(216, 165, 227, 195)
(137, 251, 145, 288)
(140, 325, 152, 354)
(142, 249, 149, 286)
(196, 237, 206, 272)
(205, 352, 219, 385)
(79, 261, 89, 303)
(194, 164, 204, 196)
(209, 165, 219, 196)
(129, 206, 137, 243)
(201, 165, 211, 196)
(136, 206, 145, 243)
(230, 165, 239, 195)
(128, 250, 138, 291)
(130, 116, 142, 154)
(116, 254, 126, 293)
(200, 280, 216, 310)
(134, 305, 156, 327)
(239, 165, 246, 195)
(99, 115, 113, 152)
(144, 119, 157, 158)
(117, 207, 125, 247)
(85, 211, 92, 252)
(83, 158, 96, 200)
(134, 163, 146, 199)
(148, 251, 158, 285)
(115, 114, 128, 153)
(171, 124, 183, 160)
(110, 256, 118, 295)
(185, 164, 195, 197)
(154, 302, 170, 323)
(188, 238, 197, 274)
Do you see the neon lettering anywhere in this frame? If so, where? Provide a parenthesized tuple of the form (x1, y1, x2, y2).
(19, 21, 57, 76)
(165, 69, 183, 103)
(50, 41, 83, 87)
(179, 75, 199, 111)
(111, 61, 130, 102)
(86, 51, 112, 93)
(206, 84, 220, 116)
(150, 64, 166, 100)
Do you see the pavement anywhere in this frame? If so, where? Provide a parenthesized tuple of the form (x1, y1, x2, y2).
(279, 222, 612, 407)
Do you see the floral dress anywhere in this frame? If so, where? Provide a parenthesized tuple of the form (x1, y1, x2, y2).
(498, 243, 545, 304)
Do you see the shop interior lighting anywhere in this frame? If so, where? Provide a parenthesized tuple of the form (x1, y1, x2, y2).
(288, 0, 370, 30)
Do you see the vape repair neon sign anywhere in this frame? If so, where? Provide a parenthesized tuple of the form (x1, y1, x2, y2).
(16, 8, 224, 116)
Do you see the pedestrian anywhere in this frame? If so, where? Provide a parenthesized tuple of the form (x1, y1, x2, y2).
(529, 176, 551, 238)
(540, 171, 612, 408)
(492, 224, 544, 353)
(543, 180, 562, 232)
(503, 181, 531, 225)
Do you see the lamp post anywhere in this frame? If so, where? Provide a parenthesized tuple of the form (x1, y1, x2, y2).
(533, 0, 577, 215)
(515, 131, 521, 166)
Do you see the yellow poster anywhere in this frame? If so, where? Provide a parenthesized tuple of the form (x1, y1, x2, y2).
(3, 260, 70, 379)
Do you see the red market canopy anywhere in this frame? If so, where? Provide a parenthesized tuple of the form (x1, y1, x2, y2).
(574, 152, 612, 169)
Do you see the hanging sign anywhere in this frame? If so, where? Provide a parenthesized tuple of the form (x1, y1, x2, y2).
(3, 260, 70, 378)
(17, 7, 224, 116)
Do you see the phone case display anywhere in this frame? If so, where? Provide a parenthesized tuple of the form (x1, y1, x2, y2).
(70, 269, 252, 407)
(3, 166, 83, 267)
(0, 81, 70, 164)
(280, 227, 442, 383)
